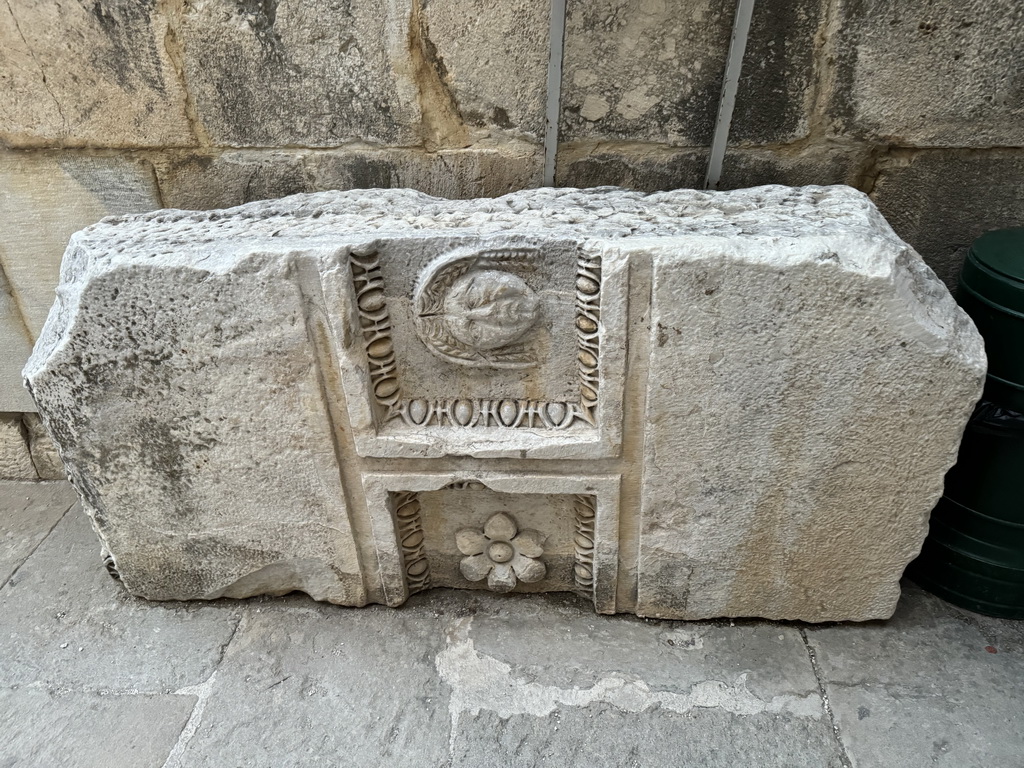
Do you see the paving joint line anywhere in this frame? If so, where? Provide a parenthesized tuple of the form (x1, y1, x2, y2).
(159, 608, 246, 767)
(1, 498, 76, 593)
(799, 627, 854, 768)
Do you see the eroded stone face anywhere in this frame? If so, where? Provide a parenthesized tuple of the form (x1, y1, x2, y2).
(23, 186, 985, 621)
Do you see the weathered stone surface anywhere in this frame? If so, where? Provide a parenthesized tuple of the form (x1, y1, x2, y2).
(559, 0, 827, 147)
(870, 149, 1024, 290)
(0, 509, 243, 692)
(0, 152, 161, 343)
(0, 415, 34, 481)
(176, 1, 419, 148)
(24, 186, 984, 620)
(0, 263, 35, 412)
(719, 145, 871, 190)
(829, 0, 1024, 147)
(559, 0, 733, 146)
(634, 206, 983, 620)
(730, 0, 825, 145)
(807, 583, 1024, 766)
(22, 413, 64, 480)
(168, 598, 454, 766)
(175, 0, 550, 150)
(420, 0, 550, 142)
(555, 145, 707, 190)
(0, 688, 196, 768)
(153, 145, 543, 211)
(0, 1, 194, 148)
(0, 481, 78, 584)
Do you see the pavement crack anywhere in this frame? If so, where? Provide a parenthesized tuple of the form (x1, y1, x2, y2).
(800, 627, 854, 768)
(160, 610, 244, 767)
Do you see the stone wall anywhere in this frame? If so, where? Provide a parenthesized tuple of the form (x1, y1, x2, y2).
(1, 0, 1022, 459)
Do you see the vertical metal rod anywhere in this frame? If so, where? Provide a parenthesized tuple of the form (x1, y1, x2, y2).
(704, 0, 756, 190)
(543, 0, 568, 187)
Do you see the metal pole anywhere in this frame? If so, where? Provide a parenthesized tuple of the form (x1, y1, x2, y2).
(543, 0, 568, 187)
(704, 0, 756, 190)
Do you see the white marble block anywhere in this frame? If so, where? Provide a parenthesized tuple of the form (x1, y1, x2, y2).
(23, 186, 985, 621)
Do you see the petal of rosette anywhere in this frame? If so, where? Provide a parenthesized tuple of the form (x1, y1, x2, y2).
(455, 528, 487, 556)
(511, 553, 546, 583)
(483, 512, 517, 542)
(487, 564, 517, 593)
(460, 553, 492, 582)
(511, 529, 544, 558)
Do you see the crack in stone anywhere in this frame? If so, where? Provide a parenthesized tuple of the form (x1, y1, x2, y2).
(156, 0, 209, 146)
(800, 627, 854, 768)
(407, 0, 470, 152)
(438, 616, 822, 754)
(3, 0, 66, 130)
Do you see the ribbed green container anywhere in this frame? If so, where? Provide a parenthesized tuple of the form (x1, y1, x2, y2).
(908, 228, 1024, 618)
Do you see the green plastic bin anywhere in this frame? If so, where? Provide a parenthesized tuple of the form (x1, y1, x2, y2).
(908, 228, 1024, 618)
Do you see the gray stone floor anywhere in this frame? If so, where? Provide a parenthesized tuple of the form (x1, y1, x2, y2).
(1, 481, 1022, 768)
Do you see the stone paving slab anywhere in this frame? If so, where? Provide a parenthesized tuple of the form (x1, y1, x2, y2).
(0, 501, 242, 692)
(806, 584, 1024, 768)
(1, 481, 1022, 767)
(0, 687, 196, 768)
(0, 481, 77, 583)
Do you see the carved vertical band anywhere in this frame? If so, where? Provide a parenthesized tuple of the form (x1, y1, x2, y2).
(575, 254, 601, 426)
(573, 494, 597, 595)
(392, 491, 431, 594)
(349, 249, 402, 425)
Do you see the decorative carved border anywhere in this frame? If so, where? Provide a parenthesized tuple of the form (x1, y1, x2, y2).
(348, 248, 603, 431)
(385, 485, 599, 606)
(363, 473, 619, 613)
(572, 494, 597, 594)
(390, 491, 431, 595)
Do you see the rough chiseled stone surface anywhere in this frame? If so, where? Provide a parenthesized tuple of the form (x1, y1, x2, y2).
(828, 0, 1024, 147)
(560, 0, 733, 146)
(0, 0, 194, 148)
(24, 186, 985, 621)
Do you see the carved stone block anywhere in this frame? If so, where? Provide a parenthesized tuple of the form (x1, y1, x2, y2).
(23, 186, 986, 621)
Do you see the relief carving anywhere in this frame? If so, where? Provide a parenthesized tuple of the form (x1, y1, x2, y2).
(348, 247, 603, 430)
(572, 495, 597, 593)
(414, 249, 541, 369)
(392, 490, 431, 595)
(456, 511, 546, 593)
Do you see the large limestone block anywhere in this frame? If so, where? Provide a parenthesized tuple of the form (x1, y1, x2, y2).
(24, 187, 985, 621)
(870, 149, 1024, 290)
(829, 0, 1024, 147)
(0, 0, 194, 147)
(559, 0, 823, 147)
(175, 0, 548, 148)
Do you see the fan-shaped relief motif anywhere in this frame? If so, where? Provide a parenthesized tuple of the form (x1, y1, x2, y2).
(413, 248, 543, 369)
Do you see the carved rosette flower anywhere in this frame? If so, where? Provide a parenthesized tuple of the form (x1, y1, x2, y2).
(456, 512, 546, 593)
